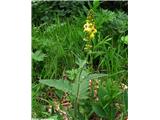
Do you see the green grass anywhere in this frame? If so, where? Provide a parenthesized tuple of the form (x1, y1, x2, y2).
(32, 15, 86, 80)
(32, 8, 128, 120)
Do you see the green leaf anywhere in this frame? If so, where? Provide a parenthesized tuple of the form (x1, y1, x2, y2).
(92, 103, 106, 117)
(76, 59, 87, 68)
(82, 5, 89, 15)
(98, 84, 107, 104)
(32, 50, 46, 61)
(39, 79, 71, 93)
(71, 69, 90, 100)
(71, 76, 89, 100)
(85, 73, 108, 81)
(66, 69, 78, 81)
(121, 35, 128, 45)
(72, 79, 89, 100)
(93, 0, 100, 10)
(79, 80, 89, 99)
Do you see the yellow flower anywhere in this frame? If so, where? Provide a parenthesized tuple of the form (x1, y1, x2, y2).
(84, 22, 93, 33)
(92, 27, 97, 34)
(83, 9, 97, 52)
(89, 33, 95, 40)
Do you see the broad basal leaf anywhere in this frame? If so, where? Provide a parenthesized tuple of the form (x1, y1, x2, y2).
(72, 79, 89, 100)
(39, 79, 71, 93)
(71, 70, 89, 100)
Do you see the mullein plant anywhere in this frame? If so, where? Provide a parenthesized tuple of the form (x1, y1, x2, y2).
(83, 9, 100, 101)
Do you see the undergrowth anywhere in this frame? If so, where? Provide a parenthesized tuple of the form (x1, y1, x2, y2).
(32, 2, 128, 120)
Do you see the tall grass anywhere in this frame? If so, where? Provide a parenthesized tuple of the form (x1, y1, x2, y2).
(32, 16, 86, 79)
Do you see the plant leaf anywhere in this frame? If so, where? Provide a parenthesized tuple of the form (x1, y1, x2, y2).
(76, 59, 87, 68)
(32, 50, 46, 61)
(92, 103, 106, 117)
(71, 77, 89, 100)
(66, 69, 78, 81)
(93, 0, 100, 10)
(71, 69, 89, 100)
(39, 79, 71, 93)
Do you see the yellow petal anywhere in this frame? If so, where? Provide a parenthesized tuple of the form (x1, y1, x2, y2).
(89, 33, 95, 39)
